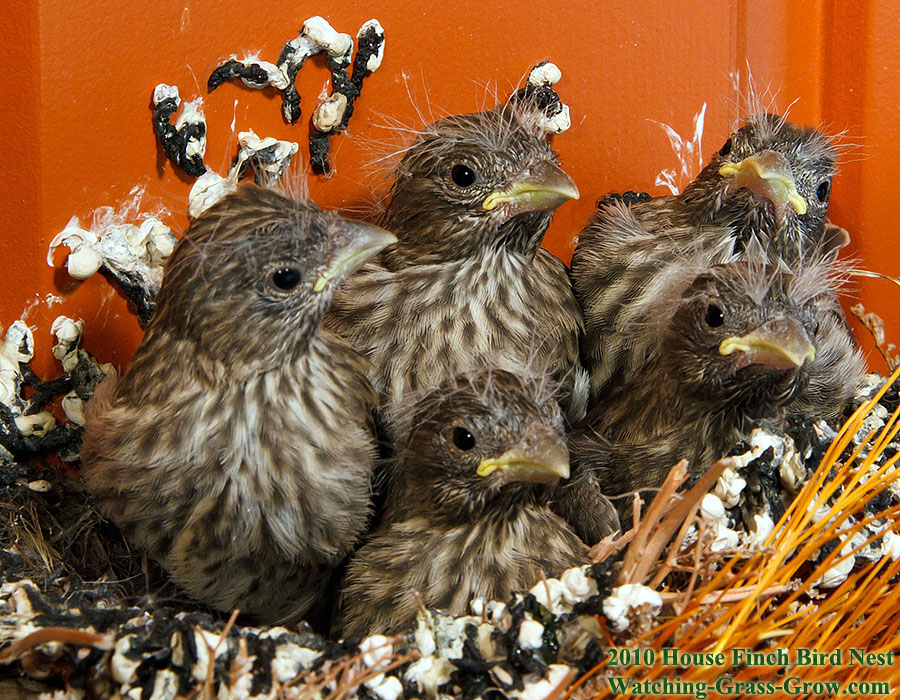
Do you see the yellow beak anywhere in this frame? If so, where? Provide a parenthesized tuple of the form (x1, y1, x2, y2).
(482, 160, 579, 215)
(719, 316, 816, 370)
(718, 150, 808, 216)
(313, 222, 396, 293)
(476, 422, 570, 483)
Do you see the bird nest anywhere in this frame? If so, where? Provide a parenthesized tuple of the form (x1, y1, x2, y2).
(2, 360, 900, 699)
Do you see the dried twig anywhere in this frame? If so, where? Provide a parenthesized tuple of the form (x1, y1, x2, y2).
(202, 608, 239, 700)
(0, 627, 114, 664)
(618, 458, 733, 585)
(657, 583, 790, 606)
(851, 303, 900, 370)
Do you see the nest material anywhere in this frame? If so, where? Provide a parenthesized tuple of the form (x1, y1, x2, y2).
(1, 371, 900, 698)
(0, 563, 615, 700)
(0, 455, 185, 609)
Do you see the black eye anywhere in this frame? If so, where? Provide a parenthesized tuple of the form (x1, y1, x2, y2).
(719, 138, 733, 157)
(452, 426, 476, 450)
(272, 267, 301, 291)
(451, 163, 477, 187)
(705, 304, 725, 327)
(816, 180, 831, 203)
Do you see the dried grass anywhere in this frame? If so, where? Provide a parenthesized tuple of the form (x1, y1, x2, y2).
(569, 365, 900, 699)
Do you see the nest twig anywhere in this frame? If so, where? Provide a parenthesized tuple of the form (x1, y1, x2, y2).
(851, 303, 900, 371)
(572, 365, 900, 699)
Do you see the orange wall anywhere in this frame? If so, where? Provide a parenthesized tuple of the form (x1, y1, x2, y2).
(2, 0, 898, 378)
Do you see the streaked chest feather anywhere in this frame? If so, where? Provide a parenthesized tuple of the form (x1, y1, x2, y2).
(346, 252, 581, 405)
(396, 507, 581, 605)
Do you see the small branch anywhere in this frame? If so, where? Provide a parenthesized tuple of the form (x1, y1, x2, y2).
(202, 609, 239, 700)
(658, 583, 791, 606)
(851, 304, 900, 371)
(0, 627, 114, 663)
(619, 458, 733, 586)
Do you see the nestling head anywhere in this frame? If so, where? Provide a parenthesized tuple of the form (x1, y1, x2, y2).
(662, 261, 825, 415)
(686, 114, 837, 233)
(150, 185, 395, 367)
(393, 370, 570, 517)
(381, 103, 579, 265)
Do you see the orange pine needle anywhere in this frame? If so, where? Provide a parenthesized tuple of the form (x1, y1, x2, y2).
(583, 366, 900, 699)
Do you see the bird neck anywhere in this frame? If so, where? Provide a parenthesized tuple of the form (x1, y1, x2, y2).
(679, 183, 823, 264)
(369, 501, 586, 620)
(379, 212, 550, 269)
(592, 361, 719, 451)
(591, 357, 797, 471)
(388, 472, 548, 522)
(389, 247, 535, 300)
(493, 211, 552, 261)
(120, 321, 359, 404)
(387, 490, 571, 557)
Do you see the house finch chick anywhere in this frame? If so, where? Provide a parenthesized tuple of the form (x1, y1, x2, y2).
(573, 114, 839, 403)
(682, 113, 838, 262)
(80, 185, 396, 624)
(328, 102, 588, 424)
(571, 260, 863, 520)
(335, 370, 592, 638)
(379, 103, 579, 269)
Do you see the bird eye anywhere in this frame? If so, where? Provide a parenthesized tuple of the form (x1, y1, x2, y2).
(452, 426, 476, 450)
(271, 267, 302, 291)
(705, 304, 725, 327)
(719, 138, 733, 157)
(816, 180, 831, 203)
(450, 163, 477, 188)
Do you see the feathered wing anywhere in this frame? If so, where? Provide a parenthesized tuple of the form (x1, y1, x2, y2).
(572, 200, 736, 402)
(81, 334, 380, 624)
(532, 248, 588, 423)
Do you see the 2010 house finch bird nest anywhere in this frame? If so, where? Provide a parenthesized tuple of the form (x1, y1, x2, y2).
(4, 50, 899, 699)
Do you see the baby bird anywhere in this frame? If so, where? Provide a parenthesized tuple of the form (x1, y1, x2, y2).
(81, 186, 396, 624)
(328, 102, 587, 425)
(336, 370, 591, 638)
(681, 113, 838, 262)
(379, 103, 579, 269)
(573, 114, 839, 403)
(571, 260, 864, 518)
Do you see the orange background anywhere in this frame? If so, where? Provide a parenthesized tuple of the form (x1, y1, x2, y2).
(2, 0, 899, 380)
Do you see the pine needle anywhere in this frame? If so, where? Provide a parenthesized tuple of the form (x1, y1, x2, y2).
(580, 364, 900, 699)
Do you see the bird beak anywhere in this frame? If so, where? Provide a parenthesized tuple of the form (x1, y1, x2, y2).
(313, 223, 397, 293)
(481, 160, 579, 216)
(476, 422, 570, 483)
(718, 150, 808, 216)
(719, 316, 816, 370)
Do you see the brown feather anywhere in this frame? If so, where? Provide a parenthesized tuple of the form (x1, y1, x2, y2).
(336, 370, 590, 637)
(81, 185, 390, 624)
